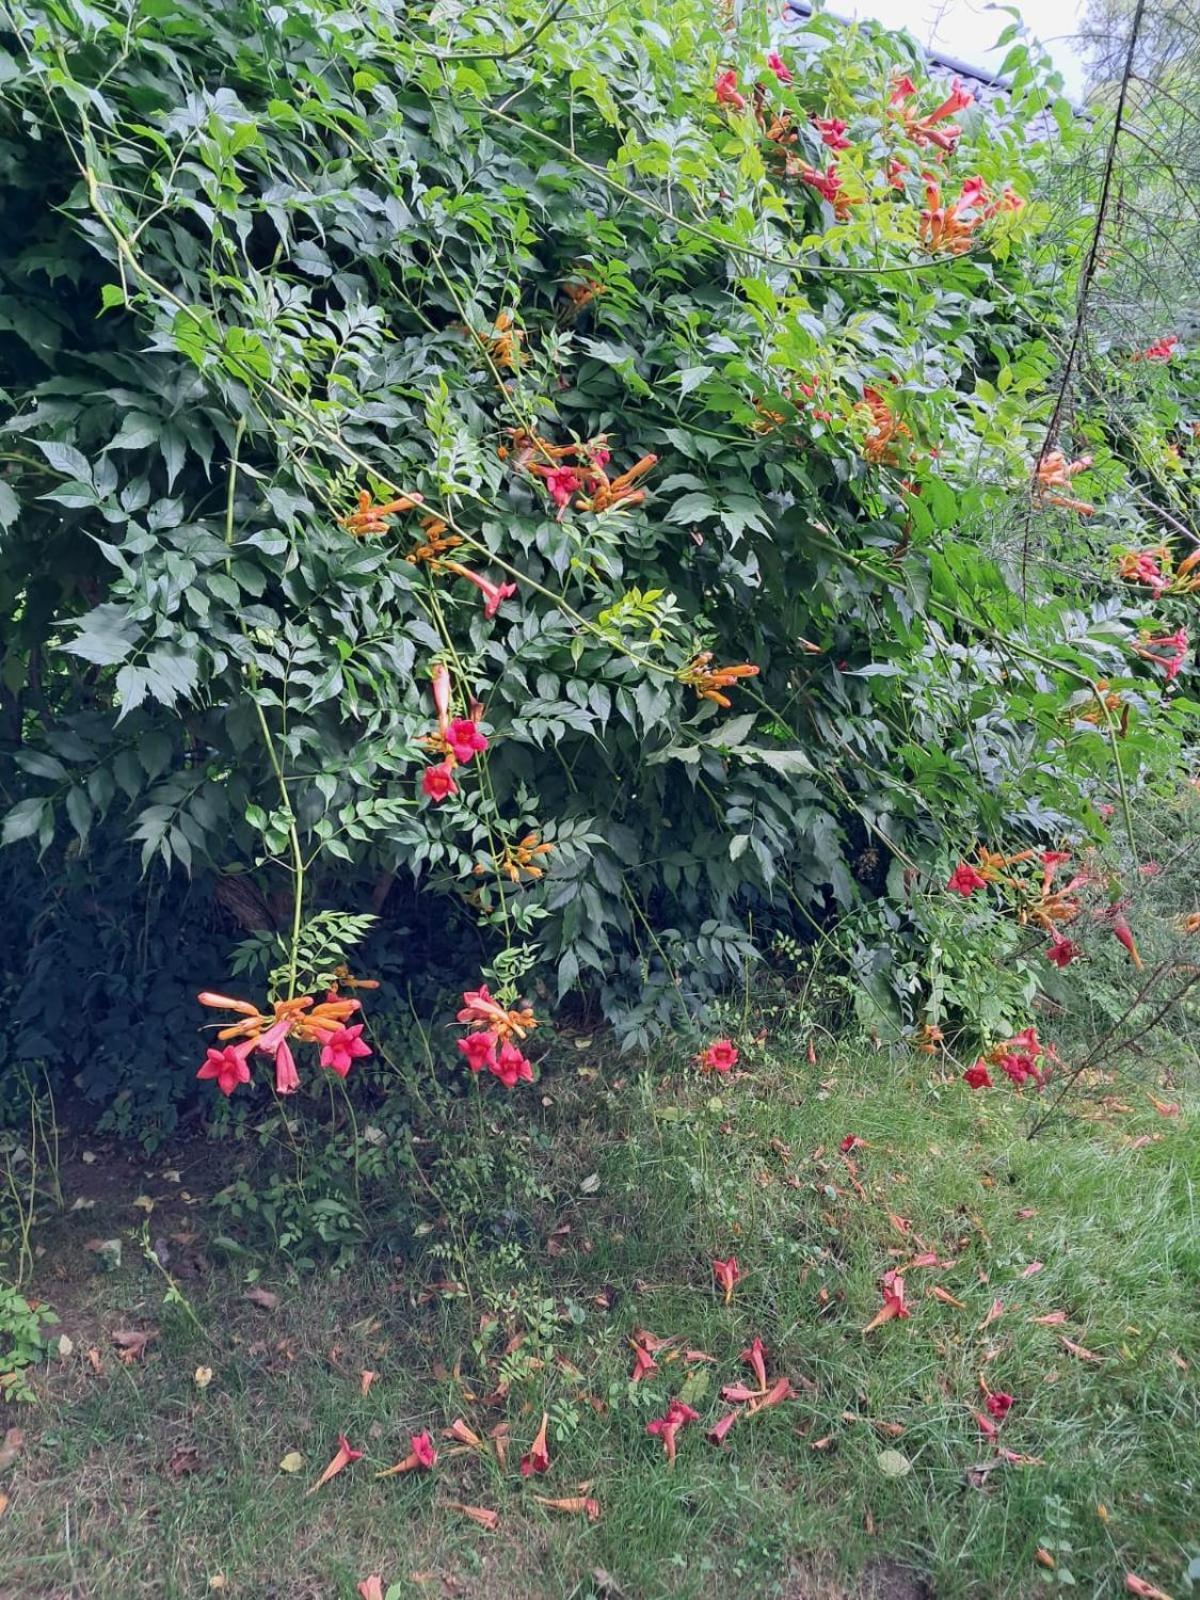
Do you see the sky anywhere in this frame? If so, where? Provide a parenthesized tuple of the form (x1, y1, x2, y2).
(834, 0, 1090, 98)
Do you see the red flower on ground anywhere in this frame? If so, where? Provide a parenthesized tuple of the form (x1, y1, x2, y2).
(520, 1412, 551, 1476)
(422, 762, 457, 802)
(457, 1031, 498, 1072)
(985, 1391, 1014, 1420)
(863, 1269, 910, 1333)
(646, 1398, 700, 1466)
(707, 1410, 740, 1446)
(377, 1431, 438, 1477)
(696, 1038, 739, 1074)
(712, 1256, 741, 1305)
(963, 1061, 993, 1089)
(319, 1023, 372, 1079)
(947, 863, 988, 895)
(308, 1433, 363, 1494)
(196, 1041, 254, 1096)
(630, 1340, 657, 1382)
(490, 1040, 534, 1088)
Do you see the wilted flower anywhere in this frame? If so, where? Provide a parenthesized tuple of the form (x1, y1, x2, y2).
(520, 1413, 551, 1476)
(712, 1256, 741, 1304)
(646, 1398, 700, 1466)
(985, 1391, 1014, 1420)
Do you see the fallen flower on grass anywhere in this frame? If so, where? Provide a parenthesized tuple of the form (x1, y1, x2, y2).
(707, 1410, 740, 1446)
(360, 1369, 377, 1396)
(646, 1399, 700, 1466)
(307, 1433, 362, 1494)
(929, 1286, 966, 1309)
(712, 1256, 741, 1304)
(376, 1432, 437, 1477)
(1020, 1262, 1044, 1279)
(839, 1135, 866, 1153)
(742, 1336, 767, 1391)
(520, 1413, 552, 1476)
(448, 1503, 500, 1531)
(629, 1339, 658, 1382)
(1125, 1575, 1174, 1599)
(985, 1391, 1014, 1419)
(443, 1418, 486, 1453)
(532, 1494, 602, 1522)
(974, 1410, 998, 1441)
(863, 1270, 909, 1333)
(357, 1578, 384, 1600)
(1029, 1310, 1067, 1325)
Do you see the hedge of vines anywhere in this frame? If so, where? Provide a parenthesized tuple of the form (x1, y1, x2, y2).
(1, 0, 1196, 1124)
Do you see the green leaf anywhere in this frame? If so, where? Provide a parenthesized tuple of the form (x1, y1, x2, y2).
(65, 786, 93, 842)
(2, 797, 49, 846)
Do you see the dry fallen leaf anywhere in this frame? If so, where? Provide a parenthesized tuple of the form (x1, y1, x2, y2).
(132, 1194, 156, 1213)
(978, 1298, 1004, 1330)
(1125, 1576, 1173, 1599)
(1061, 1336, 1102, 1363)
(1029, 1310, 1068, 1325)
(243, 1287, 280, 1312)
(360, 1370, 377, 1396)
(357, 1577, 384, 1600)
(0, 1493, 8, 1517)
(112, 1328, 158, 1363)
(1020, 1261, 1044, 1279)
(1035, 1548, 1056, 1570)
(532, 1493, 602, 1521)
(278, 1451, 305, 1474)
(194, 1366, 213, 1390)
(0, 1430, 23, 1472)
(448, 1502, 500, 1531)
(168, 1445, 203, 1477)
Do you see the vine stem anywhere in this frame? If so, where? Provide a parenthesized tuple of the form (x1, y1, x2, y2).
(225, 423, 306, 1000)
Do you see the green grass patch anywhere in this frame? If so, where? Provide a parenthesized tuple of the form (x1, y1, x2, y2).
(1, 1041, 1197, 1599)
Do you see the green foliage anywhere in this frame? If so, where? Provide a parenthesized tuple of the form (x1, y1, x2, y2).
(1, 0, 1198, 1110)
(0, 1282, 57, 1402)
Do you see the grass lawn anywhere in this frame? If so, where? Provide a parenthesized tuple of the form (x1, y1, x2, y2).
(1, 1035, 1197, 1599)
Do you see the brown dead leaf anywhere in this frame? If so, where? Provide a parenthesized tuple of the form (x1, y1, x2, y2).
(243, 1287, 279, 1312)
(168, 1445, 203, 1477)
(0, 1492, 8, 1516)
(86, 1347, 103, 1374)
(978, 1298, 1004, 1330)
(532, 1493, 602, 1521)
(809, 1435, 835, 1450)
(448, 1502, 499, 1531)
(1125, 1576, 1174, 1599)
(357, 1578, 384, 1600)
(1061, 1336, 1102, 1362)
(112, 1328, 157, 1363)
(0, 1429, 24, 1472)
(1020, 1261, 1045, 1278)
(1036, 1548, 1056, 1570)
(360, 1370, 377, 1396)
